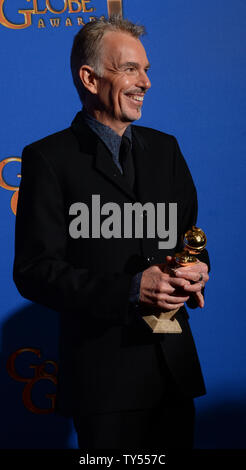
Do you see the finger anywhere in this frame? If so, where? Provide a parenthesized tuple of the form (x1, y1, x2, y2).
(182, 282, 204, 293)
(153, 282, 176, 295)
(165, 256, 177, 267)
(161, 280, 178, 294)
(175, 264, 209, 277)
(168, 277, 191, 289)
(195, 261, 209, 273)
(159, 302, 185, 310)
(166, 255, 176, 262)
(158, 294, 190, 304)
(175, 270, 208, 283)
(175, 261, 208, 272)
(193, 291, 204, 308)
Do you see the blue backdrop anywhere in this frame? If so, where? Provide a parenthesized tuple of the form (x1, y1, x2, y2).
(0, 0, 245, 449)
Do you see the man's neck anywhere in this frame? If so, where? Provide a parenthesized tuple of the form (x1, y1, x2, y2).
(83, 106, 131, 137)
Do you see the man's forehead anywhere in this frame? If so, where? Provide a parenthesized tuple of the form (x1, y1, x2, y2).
(101, 31, 148, 64)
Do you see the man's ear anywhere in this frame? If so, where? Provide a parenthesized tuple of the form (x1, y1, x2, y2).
(79, 65, 99, 95)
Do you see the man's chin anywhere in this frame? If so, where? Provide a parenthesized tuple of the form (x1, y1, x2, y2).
(121, 109, 142, 122)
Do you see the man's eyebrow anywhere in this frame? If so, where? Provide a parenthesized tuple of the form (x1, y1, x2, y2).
(119, 61, 151, 69)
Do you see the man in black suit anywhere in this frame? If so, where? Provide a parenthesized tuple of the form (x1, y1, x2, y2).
(14, 16, 209, 449)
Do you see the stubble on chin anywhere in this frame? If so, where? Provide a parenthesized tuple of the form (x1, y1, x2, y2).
(121, 109, 142, 122)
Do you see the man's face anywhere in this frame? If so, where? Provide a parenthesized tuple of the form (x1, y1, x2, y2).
(92, 31, 151, 132)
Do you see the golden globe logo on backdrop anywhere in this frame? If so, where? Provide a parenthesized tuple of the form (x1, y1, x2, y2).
(0, 158, 21, 215)
(0, 0, 123, 29)
(7, 348, 58, 414)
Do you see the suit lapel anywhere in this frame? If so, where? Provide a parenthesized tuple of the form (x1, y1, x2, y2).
(94, 140, 136, 201)
(71, 112, 136, 201)
(132, 126, 161, 204)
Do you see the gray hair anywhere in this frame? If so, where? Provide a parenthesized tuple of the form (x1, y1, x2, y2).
(70, 15, 146, 103)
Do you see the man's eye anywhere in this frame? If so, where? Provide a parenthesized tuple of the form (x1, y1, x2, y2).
(126, 67, 135, 72)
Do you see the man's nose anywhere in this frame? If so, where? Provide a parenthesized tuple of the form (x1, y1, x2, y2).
(137, 70, 151, 90)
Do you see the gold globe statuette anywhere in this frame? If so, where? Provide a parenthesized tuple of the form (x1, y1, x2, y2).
(143, 226, 207, 333)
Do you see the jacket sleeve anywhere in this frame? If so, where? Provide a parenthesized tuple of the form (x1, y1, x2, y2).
(13, 145, 132, 326)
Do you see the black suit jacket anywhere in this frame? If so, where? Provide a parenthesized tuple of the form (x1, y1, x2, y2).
(13, 111, 208, 417)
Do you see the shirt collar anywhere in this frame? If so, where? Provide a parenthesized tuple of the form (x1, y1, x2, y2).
(81, 108, 132, 163)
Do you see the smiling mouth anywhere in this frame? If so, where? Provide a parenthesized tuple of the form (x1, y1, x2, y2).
(125, 94, 144, 104)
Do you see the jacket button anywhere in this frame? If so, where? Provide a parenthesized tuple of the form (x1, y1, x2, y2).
(146, 256, 154, 265)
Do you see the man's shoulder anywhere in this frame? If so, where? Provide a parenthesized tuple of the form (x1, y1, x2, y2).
(132, 124, 176, 142)
(132, 124, 177, 151)
(24, 127, 77, 155)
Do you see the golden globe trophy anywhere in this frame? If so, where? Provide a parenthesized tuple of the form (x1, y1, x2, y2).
(142, 226, 207, 333)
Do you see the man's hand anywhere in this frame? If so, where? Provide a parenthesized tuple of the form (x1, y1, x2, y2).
(139, 264, 191, 312)
(166, 256, 209, 308)
(139, 259, 209, 312)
